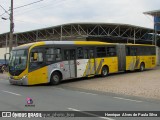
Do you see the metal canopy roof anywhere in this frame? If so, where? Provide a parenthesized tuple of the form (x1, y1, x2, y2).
(0, 22, 159, 47)
(0, 22, 153, 35)
(144, 10, 160, 16)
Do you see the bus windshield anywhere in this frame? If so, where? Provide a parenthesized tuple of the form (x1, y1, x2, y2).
(9, 49, 28, 71)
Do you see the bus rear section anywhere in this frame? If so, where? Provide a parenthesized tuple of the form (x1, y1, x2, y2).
(116, 44, 156, 72)
(97, 44, 157, 74)
(125, 45, 156, 71)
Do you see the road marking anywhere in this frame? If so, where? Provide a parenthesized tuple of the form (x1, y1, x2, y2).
(68, 108, 115, 120)
(0, 79, 8, 81)
(113, 97, 142, 103)
(2, 90, 21, 96)
(56, 87, 97, 95)
(55, 87, 65, 90)
(78, 91, 97, 95)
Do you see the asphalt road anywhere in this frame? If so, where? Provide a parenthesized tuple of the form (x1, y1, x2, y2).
(0, 79, 160, 120)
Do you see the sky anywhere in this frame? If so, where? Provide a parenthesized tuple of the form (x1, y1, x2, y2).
(0, 0, 159, 34)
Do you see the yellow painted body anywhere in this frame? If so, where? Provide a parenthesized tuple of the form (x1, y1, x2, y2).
(96, 57, 118, 74)
(126, 55, 156, 70)
(84, 55, 156, 77)
(27, 42, 48, 85)
(27, 66, 48, 85)
(83, 59, 96, 76)
(83, 57, 118, 76)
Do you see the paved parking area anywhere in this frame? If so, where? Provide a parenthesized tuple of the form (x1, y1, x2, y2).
(60, 66, 160, 100)
(1, 66, 160, 100)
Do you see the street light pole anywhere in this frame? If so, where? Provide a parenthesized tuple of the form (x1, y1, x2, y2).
(9, 0, 14, 52)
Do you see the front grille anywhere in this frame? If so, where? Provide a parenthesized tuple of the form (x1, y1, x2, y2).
(9, 69, 24, 76)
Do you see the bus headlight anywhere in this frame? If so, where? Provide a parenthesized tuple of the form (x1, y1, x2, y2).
(22, 75, 27, 80)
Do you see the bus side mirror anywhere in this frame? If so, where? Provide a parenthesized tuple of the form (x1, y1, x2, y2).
(33, 53, 38, 61)
(4, 53, 10, 65)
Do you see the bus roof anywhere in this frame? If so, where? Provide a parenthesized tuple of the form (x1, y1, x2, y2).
(43, 41, 114, 45)
(126, 43, 155, 46)
(13, 41, 155, 50)
(15, 41, 114, 49)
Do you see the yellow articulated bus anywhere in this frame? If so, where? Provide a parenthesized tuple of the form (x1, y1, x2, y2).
(7, 41, 156, 85)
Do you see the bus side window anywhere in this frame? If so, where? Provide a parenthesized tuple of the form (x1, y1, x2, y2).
(151, 47, 156, 55)
(77, 47, 84, 59)
(70, 50, 76, 60)
(106, 47, 116, 57)
(29, 49, 44, 70)
(89, 49, 94, 58)
(130, 47, 137, 56)
(46, 48, 61, 62)
(96, 47, 106, 57)
(46, 48, 55, 62)
(30, 52, 43, 62)
(64, 50, 69, 60)
(84, 49, 89, 59)
(126, 47, 130, 56)
(55, 48, 61, 61)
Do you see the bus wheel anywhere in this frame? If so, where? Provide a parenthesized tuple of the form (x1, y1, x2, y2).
(101, 66, 109, 77)
(50, 72, 61, 85)
(139, 63, 145, 72)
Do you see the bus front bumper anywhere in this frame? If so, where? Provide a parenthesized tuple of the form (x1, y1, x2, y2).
(9, 75, 28, 85)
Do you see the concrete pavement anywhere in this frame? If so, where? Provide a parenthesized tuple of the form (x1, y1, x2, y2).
(0, 79, 160, 120)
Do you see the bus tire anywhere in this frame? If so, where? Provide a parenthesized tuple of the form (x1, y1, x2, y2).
(101, 66, 109, 77)
(139, 63, 145, 72)
(50, 72, 61, 85)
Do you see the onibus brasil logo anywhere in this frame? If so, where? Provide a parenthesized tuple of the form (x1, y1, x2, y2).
(25, 97, 35, 107)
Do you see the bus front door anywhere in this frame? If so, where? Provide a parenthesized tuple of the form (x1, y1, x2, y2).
(28, 48, 48, 85)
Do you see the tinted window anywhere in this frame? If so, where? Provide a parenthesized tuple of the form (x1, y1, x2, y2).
(84, 49, 89, 59)
(29, 48, 44, 71)
(64, 50, 70, 60)
(46, 48, 61, 62)
(77, 47, 84, 59)
(64, 49, 76, 60)
(126, 46, 137, 56)
(131, 47, 137, 56)
(126, 46, 156, 56)
(30, 51, 43, 62)
(106, 47, 116, 57)
(89, 49, 94, 58)
(96, 47, 106, 57)
(70, 50, 76, 60)
(126, 47, 130, 56)
(55, 48, 61, 61)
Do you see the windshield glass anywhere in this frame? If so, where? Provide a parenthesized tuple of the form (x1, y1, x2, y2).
(9, 49, 28, 71)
